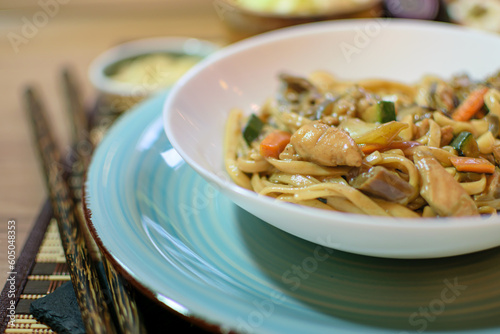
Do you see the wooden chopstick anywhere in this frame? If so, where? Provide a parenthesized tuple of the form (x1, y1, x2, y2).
(62, 68, 89, 147)
(61, 67, 146, 334)
(61, 68, 101, 260)
(24, 87, 119, 334)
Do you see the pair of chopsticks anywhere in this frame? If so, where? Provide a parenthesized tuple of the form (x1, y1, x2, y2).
(24, 68, 146, 333)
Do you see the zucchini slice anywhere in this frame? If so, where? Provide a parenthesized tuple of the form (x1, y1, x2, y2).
(243, 114, 264, 146)
(362, 100, 396, 123)
(450, 131, 479, 157)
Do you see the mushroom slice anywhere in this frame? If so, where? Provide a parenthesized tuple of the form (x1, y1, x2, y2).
(349, 166, 415, 204)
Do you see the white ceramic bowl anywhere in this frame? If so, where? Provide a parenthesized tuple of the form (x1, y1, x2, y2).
(88, 37, 219, 111)
(163, 19, 500, 259)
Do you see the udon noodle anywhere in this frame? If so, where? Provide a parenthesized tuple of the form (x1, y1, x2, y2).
(224, 70, 500, 218)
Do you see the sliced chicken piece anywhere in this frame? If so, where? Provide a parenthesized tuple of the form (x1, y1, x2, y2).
(413, 150, 479, 217)
(290, 121, 362, 167)
(278, 143, 301, 161)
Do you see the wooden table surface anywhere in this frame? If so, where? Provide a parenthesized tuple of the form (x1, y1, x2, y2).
(0, 0, 227, 285)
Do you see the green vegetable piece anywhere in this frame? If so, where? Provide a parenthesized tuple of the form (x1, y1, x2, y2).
(450, 131, 479, 157)
(377, 101, 397, 123)
(243, 114, 264, 146)
(362, 100, 396, 123)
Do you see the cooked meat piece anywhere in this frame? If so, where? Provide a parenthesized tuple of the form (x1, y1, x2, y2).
(413, 150, 479, 217)
(278, 143, 301, 161)
(475, 169, 500, 201)
(493, 146, 500, 164)
(349, 166, 415, 204)
(488, 171, 500, 199)
(278, 73, 321, 118)
(290, 121, 362, 167)
(279, 73, 320, 99)
(440, 125, 454, 146)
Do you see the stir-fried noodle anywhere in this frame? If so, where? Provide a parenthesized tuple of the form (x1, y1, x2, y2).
(224, 71, 500, 217)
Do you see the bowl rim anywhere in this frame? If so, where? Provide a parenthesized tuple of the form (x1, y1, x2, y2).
(88, 36, 220, 97)
(163, 19, 500, 231)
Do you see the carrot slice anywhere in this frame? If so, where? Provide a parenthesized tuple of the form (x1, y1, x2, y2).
(449, 156, 495, 174)
(452, 86, 489, 122)
(359, 143, 385, 155)
(259, 130, 292, 159)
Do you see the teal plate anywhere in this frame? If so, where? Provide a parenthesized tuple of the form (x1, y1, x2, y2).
(85, 92, 500, 333)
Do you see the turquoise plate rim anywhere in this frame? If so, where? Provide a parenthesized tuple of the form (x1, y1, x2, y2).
(84, 91, 500, 334)
(82, 92, 232, 332)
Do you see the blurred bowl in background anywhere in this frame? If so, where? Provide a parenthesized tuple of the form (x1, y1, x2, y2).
(88, 37, 219, 112)
(445, 0, 500, 34)
(217, 0, 383, 42)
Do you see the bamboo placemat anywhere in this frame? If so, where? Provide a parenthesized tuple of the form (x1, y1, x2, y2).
(1, 204, 211, 334)
(4, 218, 66, 333)
(0, 96, 212, 334)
